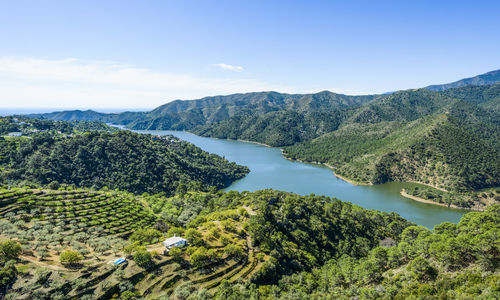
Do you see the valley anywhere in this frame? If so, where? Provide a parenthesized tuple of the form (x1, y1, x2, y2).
(1, 71, 499, 299)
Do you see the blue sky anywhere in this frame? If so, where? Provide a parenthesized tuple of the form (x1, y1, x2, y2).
(1, 0, 499, 109)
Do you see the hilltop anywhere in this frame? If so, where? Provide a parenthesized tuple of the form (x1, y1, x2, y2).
(0, 128, 248, 196)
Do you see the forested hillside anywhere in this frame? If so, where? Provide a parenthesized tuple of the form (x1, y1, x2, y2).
(27, 110, 145, 125)
(0, 131, 248, 195)
(193, 109, 349, 146)
(212, 203, 500, 299)
(0, 188, 413, 299)
(284, 114, 499, 208)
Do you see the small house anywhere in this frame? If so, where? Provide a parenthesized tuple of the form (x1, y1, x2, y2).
(162, 236, 187, 249)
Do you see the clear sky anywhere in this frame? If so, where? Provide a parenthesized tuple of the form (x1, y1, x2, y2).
(1, 0, 499, 109)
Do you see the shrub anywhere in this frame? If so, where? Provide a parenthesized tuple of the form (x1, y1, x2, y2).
(167, 227, 185, 238)
(169, 247, 183, 262)
(184, 228, 204, 246)
(48, 181, 60, 190)
(0, 240, 22, 259)
(408, 257, 438, 282)
(133, 250, 153, 268)
(123, 242, 146, 256)
(129, 228, 163, 245)
(238, 207, 249, 217)
(190, 247, 211, 269)
(224, 244, 245, 259)
(219, 234, 232, 246)
(221, 220, 237, 233)
(59, 250, 83, 266)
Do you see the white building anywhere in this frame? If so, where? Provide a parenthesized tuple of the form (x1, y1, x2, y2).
(7, 132, 22, 137)
(162, 236, 187, 249)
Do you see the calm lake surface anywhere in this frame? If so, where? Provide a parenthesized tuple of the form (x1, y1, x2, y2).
(138, 130, 465, 228)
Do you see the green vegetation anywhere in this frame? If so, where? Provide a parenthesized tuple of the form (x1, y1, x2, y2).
(59, 250, 83, 266)
(246, 190, 411, 283)
(0, 240, 20, 294)
(4, 73, 499, 298)
(193, 109, 349, 146)
(129, 228, 163, 245)
(0, 130, 248, 195)
(285, 114, 499, 192)
(1, 187, 499, 299)
(211, 203, 500, 299)
(0, 187, 156, 262)
(26, 80, 500, 208)
(133, 250, 153, 268)
(31, 91, 376, 131)
(404, 186, 500, 209)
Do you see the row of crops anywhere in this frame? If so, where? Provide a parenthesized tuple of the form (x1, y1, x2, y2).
(0, 187, 157, 259)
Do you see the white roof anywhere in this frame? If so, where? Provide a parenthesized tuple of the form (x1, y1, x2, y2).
(163, 236, 186, 245)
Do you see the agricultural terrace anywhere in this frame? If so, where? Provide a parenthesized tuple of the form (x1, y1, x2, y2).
(0, 188, 267, 299)
(0, 187, 156, 264)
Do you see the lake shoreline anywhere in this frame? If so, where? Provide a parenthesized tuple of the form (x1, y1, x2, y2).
(280, 150, 373, 186)
(279, 151, 458, 193)
(400, 189, 483, 211)
(139, 130, 465, 228)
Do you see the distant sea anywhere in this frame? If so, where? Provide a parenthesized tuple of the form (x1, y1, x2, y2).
(0, 108, 150, 116)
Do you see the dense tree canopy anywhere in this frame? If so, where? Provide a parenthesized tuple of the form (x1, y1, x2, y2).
(0, 130, 248, 195)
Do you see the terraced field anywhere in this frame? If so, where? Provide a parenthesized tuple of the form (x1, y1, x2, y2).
(0, 188, 157, 261)
(1, 188, 265, 298)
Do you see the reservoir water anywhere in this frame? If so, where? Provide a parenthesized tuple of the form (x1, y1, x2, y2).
(138, 130, 465, 228)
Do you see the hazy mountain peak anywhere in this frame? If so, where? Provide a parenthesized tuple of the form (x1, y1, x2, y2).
(425, 69, 500, 91)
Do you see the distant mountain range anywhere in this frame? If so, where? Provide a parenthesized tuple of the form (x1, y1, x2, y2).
(425, 69, 500, 91)
(28, 69, 500, 126)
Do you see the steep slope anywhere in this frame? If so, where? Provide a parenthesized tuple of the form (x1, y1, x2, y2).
(194, 88, 472, 147)
(0, 131, 248, 195)
(284, 114, 500, 196)
(193, 109, 349, 147)
(440, 82, 500, 105)
(345, 89, 455, 124)
(425, 69, 500, 91)
(216, 204, 500, 299)
(1, 189, 412, 299)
